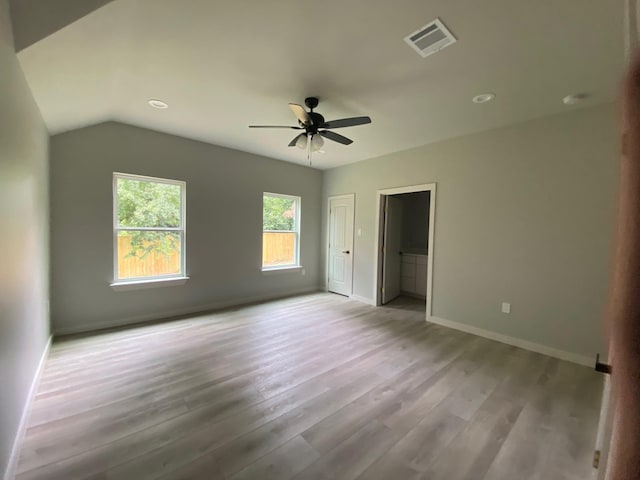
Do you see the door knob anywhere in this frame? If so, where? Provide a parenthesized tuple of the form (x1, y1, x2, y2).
(342, 250, 350, 254)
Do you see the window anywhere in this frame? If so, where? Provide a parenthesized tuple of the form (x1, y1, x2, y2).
(262, 193, 300, 269)
(113, 173, 186, 283)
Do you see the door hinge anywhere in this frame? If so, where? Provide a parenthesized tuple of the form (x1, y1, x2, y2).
(593, 450, 601, 469)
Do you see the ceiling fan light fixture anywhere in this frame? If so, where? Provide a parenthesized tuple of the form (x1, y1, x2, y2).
(295, 134, 308, 149)
(311, 134, 324, 152)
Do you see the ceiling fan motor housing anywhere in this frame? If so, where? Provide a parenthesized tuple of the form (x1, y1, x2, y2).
(301, 112, 325, 132)
(304, 97, 319, 110)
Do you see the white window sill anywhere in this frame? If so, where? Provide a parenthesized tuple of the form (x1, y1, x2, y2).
(110, 276, 190, 291)
(261, 266, 304, 275)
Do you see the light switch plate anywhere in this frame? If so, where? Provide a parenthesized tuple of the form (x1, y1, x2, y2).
(501, 302, 511, 314)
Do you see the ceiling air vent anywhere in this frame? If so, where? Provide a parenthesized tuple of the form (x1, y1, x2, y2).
(404, 18, 456, 58)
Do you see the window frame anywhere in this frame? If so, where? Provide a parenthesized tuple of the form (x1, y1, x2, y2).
(262, 192, 301, 271)
(112, 172, 187, 285)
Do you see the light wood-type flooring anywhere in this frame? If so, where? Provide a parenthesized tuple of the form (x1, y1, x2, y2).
(14, 293, 603, 480)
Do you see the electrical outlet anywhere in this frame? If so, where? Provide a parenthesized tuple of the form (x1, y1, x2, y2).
(501, 302, 511, 314)
(357, 228, 362, 237)
(301, 268, 306, 276)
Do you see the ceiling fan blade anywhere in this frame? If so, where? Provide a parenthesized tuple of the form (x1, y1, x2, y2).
(249, 125, 303, 129)
(288, 103, 313, 126)
(322, 116, 371, 129)
(320, 130, 353, 145)
(288, 133, 306, 147)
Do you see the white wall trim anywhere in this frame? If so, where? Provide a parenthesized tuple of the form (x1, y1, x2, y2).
(349, 294, 376, 306)
(110, 276, 190, 291)
(429, 316, 593, 367)
(4, 335, 52, 480)
(373, 183, 436, 321)
(261, 266, 304, 275)
(53, 286, 322, 336)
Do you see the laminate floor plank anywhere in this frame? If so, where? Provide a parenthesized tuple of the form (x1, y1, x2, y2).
(292, 420, 403, 480)
(13, 293, 602, 480)
(38, 297, 361, 387)
(17, 298, 427, 478)
(102, 321, 437, 480)
(300, 330, 473, 455)
(40, 300, 381, 393)
(28, 302, 401, 427)
(419, 349, 544, 480)
(228, 435, 320, 480)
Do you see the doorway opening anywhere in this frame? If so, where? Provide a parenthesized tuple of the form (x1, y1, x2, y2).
(374, 183, 436, 321)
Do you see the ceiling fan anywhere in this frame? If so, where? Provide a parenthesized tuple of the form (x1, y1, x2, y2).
(249, 97, 372, 160)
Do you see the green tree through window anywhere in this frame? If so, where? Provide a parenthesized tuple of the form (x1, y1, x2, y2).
(118, 179, 181, 228)
(117, 177, 181, 260)
(263, 195, 295, 231)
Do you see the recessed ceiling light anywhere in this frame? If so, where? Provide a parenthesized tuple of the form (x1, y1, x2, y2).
(562, 93, 588, 105)
(148, 99, 168, 109)
(472, 93, 495, 104)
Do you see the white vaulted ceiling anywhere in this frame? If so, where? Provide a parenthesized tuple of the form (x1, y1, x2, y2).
(15, 0, 624, 168)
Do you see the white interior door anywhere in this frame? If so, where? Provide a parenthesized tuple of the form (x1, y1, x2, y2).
(382, 196, 403, 304)
(328, 195, 354, 296)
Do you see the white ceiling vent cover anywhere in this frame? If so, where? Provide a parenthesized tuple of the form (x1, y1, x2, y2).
(404, 18, 456, 58)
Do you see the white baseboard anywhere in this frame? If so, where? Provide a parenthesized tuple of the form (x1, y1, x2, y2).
(4, 335, 52, 480)
(54, 286, 323, 336)
(429, 316, 593, 367)
(349, 294, 376, 306)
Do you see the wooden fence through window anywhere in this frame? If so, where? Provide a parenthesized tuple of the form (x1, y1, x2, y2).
(262, 232, 296, 266)
(117, 232, 296, 278)
(117, 235, 180, 278)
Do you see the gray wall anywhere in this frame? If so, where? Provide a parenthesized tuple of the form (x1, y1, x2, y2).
(0, 0, 50, 477)
(323, 104, 617, 358)
(398, 192, 430, 253)
(50, 122, 322, 333)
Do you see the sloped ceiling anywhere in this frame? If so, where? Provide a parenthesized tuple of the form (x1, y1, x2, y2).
(10, 0, 115, 51)
(15, 0, 625, 168)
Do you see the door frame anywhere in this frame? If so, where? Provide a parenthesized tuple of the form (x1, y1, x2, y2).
(326, 193, 356, 296)
(373, 183, 436, 322)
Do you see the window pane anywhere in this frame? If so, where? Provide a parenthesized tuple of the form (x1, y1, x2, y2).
(263, 195, 296, 231)
(117, 178, 181, 228)
(263, 232, 296, 267)
(117, 231, 181, 279)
